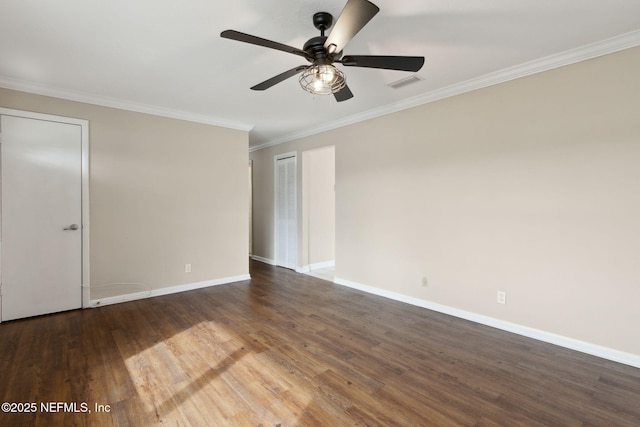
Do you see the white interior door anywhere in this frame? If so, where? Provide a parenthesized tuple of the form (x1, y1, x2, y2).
(275, 154, 297, 269)
(1, 114, 83, 321)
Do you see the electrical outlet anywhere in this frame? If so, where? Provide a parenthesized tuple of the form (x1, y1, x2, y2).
(185, 263, 191, 273)
(421, 276, 428, 287)
(497, 291, 506, 304)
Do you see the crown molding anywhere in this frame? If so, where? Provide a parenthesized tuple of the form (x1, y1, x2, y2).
(2, 29, 638, 147)
(0, 76, 254, 132)
(250, 29, 640, 152)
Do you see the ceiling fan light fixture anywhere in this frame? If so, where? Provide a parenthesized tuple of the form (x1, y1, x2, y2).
(299, 64, 346, 95)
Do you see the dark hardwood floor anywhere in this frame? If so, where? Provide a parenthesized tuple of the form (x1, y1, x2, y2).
(1, 260, 639, 426)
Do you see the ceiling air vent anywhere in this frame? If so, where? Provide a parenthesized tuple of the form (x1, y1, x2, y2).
(387, 74, 423, 89)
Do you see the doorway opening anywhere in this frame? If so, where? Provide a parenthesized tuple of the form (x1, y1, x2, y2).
(302, 146, 335, 282)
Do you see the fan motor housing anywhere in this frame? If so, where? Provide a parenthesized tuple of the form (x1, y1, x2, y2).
(303, 36, 328, 61)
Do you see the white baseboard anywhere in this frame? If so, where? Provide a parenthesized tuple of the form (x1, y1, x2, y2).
(310, 260, 335, 270)
(252, 256, 334, 274)
(251, 256, 302, 273)
(89, 274, 251, 308)
(297, 260, 335, 274)
(251, 255, 276, 265)
(334, 277, 640, 369)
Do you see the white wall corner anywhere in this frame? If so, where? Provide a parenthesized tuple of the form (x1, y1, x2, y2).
(333, 277, 640, 369)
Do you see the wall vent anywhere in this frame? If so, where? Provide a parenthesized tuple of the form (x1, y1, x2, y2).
(387, 74, 423, 89)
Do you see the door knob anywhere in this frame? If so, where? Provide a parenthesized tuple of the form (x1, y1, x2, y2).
(63, 224, 79, 231)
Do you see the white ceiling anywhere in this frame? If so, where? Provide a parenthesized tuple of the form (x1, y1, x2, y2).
(1, 0, 639, 149)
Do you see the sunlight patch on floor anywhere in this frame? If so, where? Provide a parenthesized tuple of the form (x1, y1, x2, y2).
(123, 321, 314, 424)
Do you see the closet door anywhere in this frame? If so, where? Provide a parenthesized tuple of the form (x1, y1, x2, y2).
(1, 114, 83, 321)
(275, 153, 296, 269)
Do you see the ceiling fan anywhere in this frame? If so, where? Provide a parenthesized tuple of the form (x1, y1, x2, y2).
(220, 0, 424, 102)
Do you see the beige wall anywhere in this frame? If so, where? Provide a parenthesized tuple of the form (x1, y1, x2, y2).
(1, 88, 249, 298)
(250, 46, 640, 358)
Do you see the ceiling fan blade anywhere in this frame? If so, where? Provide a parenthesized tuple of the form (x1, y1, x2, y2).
(334, 84, 354, 102)
(324, 0, 380, 54)
(251, 66, 308, 91)
(221, 30, 308, 58)
(341, 55, 425, 72)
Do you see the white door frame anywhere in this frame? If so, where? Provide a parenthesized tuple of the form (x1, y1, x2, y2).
(0, 108, 90, 319)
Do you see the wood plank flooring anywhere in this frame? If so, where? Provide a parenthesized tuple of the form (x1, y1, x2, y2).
(1, 259, 639, 426)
